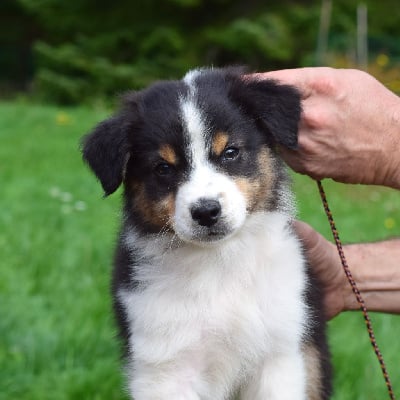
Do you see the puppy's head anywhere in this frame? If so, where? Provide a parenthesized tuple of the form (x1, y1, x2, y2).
(82, 67, 300, 244)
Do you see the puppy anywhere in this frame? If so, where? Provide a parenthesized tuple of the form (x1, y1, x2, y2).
(82, 67, 331, 400)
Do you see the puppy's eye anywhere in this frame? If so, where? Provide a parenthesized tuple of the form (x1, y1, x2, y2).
(154, 162, 173, 176)
(222, 146, 240, 161)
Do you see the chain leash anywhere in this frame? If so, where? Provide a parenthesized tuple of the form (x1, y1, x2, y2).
(316, 180, 395, 400)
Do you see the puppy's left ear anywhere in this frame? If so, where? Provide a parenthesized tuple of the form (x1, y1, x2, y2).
(229, 76, 301, 149)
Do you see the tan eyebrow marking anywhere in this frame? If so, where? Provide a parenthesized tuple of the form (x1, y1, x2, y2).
(212, 132, 229, 156)
(159, 144, 177, 165)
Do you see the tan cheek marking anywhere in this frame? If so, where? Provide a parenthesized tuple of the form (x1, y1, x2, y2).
(234, 177, 260, 211)
(257, 148, 276, 208)
(159, 144, 177, 165)
(158, 194, 176, 225)
(212, 132, 229, 156)
(234, 148, 276, 212)
(303, 343, 323, 400)
(133, 182, 175, 231)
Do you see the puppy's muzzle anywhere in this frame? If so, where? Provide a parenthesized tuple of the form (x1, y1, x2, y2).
(190, 198, 221, 227)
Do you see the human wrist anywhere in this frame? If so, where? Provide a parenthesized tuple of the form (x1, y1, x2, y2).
(379, 96, 400, 189)
(340, 244, 363, 312)
(342, 241, 400, 313)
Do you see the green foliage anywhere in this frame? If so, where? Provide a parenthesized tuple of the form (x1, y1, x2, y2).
(206, 13, 293, 66)
(33, 41, 160, 104)
(14, 0, 324, 103)
(1, 0, 399, 103)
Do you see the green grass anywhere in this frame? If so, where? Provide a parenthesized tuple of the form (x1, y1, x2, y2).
(1, 101, 399, 400)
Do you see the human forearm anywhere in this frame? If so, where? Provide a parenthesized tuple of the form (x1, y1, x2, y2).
(343, 239, 400, 313)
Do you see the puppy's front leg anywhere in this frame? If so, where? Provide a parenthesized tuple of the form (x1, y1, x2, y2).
(240, 351, 306, 400)
(128, 361, 202, 400)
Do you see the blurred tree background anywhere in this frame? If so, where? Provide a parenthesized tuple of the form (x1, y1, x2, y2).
(1, 0, 399, 104)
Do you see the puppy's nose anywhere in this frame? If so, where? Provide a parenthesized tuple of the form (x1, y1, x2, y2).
(190, 199, 221, 227)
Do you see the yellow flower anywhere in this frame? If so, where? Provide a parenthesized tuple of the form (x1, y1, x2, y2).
(376, 53, 389, 68)
(384, 217, 396, 230)
(56, 112, 71, 126)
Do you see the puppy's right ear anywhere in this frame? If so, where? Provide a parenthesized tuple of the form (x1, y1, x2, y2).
(81, 114, 130, 196)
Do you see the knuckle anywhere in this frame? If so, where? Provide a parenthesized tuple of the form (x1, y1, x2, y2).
(302, 109, 327, 129)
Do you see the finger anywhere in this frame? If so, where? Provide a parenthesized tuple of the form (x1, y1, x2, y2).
(292, 220, 318, 248)
(293, 221, 336, 276)
(278, 145, 306, 175)
(249, 68, 314, 99)
(280, 147, 322, 181)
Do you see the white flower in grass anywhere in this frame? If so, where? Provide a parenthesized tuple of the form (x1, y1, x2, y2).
(49, 186, 62, 198)
(74, 201, 87, 212)
(60, 192, 73, 203)
(369, 191, 381, 202)
(49, 186, 87, 213)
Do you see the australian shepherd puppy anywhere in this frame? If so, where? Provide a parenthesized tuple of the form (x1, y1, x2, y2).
(82, 67, 331, 400)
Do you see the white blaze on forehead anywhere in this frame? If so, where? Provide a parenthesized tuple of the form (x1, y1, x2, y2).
(180, 99, 207, 164)
(180, 75, 209, 170)
(183, 68, 203, 87)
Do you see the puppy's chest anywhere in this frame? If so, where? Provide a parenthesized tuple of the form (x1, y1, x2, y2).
(124, 223, 306, 359)
(130, 252, 272, 360)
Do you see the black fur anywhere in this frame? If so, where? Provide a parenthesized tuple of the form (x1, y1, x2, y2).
(304, 265, 333, 399)
(82, 115, 131, 196)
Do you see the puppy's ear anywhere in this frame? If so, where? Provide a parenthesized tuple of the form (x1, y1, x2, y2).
(81, 114, 131, 196)
(228, 75, 301, 149)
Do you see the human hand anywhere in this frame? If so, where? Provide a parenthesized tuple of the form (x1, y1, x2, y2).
(294, 220, 347, 320)
(254, 67, 400, 189)
(295, 220, 400, 318)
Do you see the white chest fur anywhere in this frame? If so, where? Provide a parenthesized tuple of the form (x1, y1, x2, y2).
(119, 211, 308, 399)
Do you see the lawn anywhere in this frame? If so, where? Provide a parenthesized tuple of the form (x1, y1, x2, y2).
(1, 101, 399, 400)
